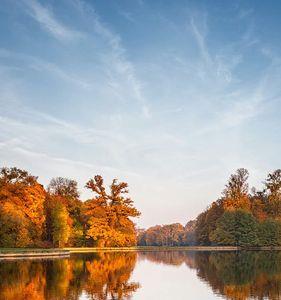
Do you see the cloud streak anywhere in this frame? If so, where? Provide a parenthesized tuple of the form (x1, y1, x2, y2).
(23, 0, 83, 41)
(73, 0, 150, 117)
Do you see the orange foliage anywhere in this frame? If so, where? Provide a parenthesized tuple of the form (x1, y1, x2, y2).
(84, 175, 140, 247)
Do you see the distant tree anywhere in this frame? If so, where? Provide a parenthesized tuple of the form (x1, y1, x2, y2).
(137, 228, 146, 246)
(0, 167, 37, 186)
(140, 225, 163, 246)
(265, 169, 281, 219)
(223, 168, 251, 211)
(250, 188, 268, 221)
(162, 223, 185, 246)
(184, 220, 197, 245)
(51, 202, 70, 248)
(48, 177, 79, 199)
(137, 223, 186, 246)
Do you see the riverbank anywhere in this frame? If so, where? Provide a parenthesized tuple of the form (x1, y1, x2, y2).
(65, 246, 281, 252)
(64, 246, 240, 252)
(1, 246, 281, 258)
(0, 248, 70, 259)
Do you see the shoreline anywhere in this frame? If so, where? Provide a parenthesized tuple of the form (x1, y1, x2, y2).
(1, 246, 281, 258)
(0, 249, 70, 259)
(65, 246, 281, 253)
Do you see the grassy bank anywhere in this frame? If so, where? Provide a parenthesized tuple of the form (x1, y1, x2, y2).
(1, 246, 281, 257)
(0, 248, 70, 258)
(64, 246, 240, 253)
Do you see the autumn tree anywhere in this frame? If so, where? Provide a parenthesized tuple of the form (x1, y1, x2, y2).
(184, 220, 197, 245)
(0, 202, 31, 247)
(138, 223, 188, 246)
(0, 167, 45, 246)
(222, 168, 251, 211)
(264, 169, 281, 219)
(84, 175, 140, 247)
(195, 200, 224, 245)
(249, 188, 268, 221)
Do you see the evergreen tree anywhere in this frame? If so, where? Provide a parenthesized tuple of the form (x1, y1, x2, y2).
(210, 210, 258, 246)
(258, 219, 281, 246)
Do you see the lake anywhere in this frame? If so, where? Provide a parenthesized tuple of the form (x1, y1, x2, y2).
(0, 250, 281, 299)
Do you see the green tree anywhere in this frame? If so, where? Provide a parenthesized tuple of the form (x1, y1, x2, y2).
(210, 210, 259, 247)
(258, 219, 281, 246)
(47, 177, 83, 246)
(51, 202, 70, 247)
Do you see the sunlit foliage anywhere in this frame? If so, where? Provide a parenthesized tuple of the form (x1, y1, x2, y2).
(0, 167, 45, 247)
(84, 175, 140, 247)
(0, 167, 140, 248)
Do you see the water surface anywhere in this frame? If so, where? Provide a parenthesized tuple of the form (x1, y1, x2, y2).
(1, 250, 281, 299)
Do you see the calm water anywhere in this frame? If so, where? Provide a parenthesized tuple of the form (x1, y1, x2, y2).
(1, 251, 281, 300)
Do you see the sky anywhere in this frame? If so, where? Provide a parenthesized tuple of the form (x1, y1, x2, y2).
(0, 0, 281, 228)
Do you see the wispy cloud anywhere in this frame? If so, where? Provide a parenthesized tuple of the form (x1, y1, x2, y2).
(190, 16, 212, 66)
(23, 0, 83, 41)
(72, 0, 150, 117)
(118, 11, 135, 23)
(0, 48, 91, 89)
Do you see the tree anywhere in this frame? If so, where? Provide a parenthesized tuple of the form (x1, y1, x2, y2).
(258, 219, 281, 246)
(195, 200, 224, 245)
(47, 177, 83, 246)
(184, 220, 197, 246)
(210, 210, 259, 247)
(0, 167, 45, 246)
(51, 202, 70, 247)
(137, 223, 186, 246)
(84, 175, 140, 247)
(0, 202, 31, 247)
(250, 188, 268, 221)
(48, 177, 79, 199)
(223, 168, 251, 211)
(265, 169, 281, 219)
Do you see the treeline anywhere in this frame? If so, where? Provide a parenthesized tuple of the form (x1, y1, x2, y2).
(137, 220, 196, 246)
(138, 168, 281, 247)
(0, 167, 140, 248)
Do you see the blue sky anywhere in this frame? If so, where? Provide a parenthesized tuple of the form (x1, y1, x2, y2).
(0, 0, 281, 227)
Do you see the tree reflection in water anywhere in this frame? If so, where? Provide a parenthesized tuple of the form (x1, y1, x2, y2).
(1, 251, 281, 300)
(0, 252, 139, 300)
(139, 250, 281, 300)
